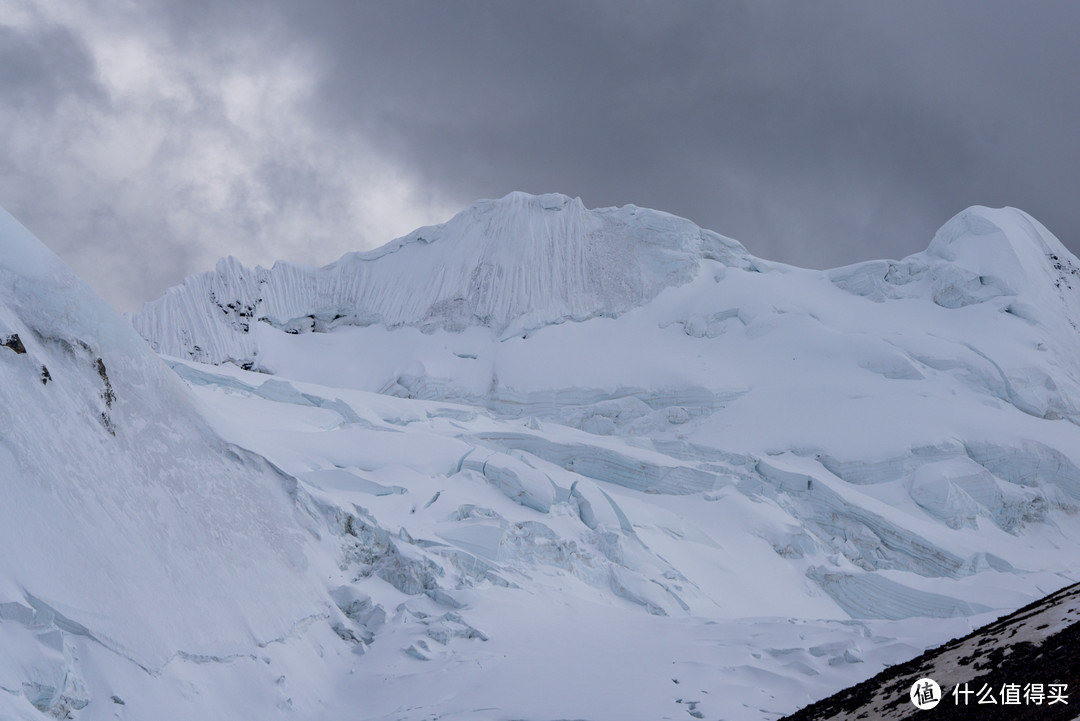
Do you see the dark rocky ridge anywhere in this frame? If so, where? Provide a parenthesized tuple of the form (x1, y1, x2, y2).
(780, 582, 1080, 720)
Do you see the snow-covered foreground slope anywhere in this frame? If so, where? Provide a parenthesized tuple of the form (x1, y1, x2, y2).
(0, 208, 351, 717)
(4, 192, 1080, 720)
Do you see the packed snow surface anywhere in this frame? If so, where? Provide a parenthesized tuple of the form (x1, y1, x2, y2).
(4, 193, 1080, 719)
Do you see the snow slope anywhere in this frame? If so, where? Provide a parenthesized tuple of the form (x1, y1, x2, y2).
(0, 207, 331, 717)
(125, 193, 1080, 718)
(5, 192, 1080, 719)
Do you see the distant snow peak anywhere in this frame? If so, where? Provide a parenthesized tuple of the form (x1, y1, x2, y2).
(132, 191, 752, 364)
(825, 206, 1080, 356)
(928, 206, 1070, 293)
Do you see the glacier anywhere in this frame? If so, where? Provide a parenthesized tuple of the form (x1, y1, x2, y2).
(3, 192, 1080, 719)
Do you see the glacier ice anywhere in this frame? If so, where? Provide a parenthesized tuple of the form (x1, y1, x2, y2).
(121, 195, 1080, 718)
(5, 194, 1080, 719)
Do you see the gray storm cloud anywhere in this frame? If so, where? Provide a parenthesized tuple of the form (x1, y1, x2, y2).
(1, 0, 1077, 310)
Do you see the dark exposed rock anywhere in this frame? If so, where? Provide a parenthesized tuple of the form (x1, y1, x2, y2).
(95, 357, 115, 408)
(3, 333, 26, 354)
(780, 582, 1080, 721)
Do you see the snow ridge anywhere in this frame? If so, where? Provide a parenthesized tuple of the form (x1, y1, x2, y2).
(131, 191, 752, 364)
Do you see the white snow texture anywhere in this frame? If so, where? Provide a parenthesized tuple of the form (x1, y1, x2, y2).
(2, 192, 1080, 720)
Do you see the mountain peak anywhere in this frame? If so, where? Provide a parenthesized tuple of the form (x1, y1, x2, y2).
(928, 206, 1073, 290)
(133, 193, 751, 364)
(487, 190, 583, 210)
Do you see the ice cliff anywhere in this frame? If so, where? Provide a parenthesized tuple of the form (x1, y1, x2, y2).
(131, 191, 754, 365)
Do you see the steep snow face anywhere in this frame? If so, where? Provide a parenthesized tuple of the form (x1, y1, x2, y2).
(131, 191, 753, 364)
(0, 207, 325, 699)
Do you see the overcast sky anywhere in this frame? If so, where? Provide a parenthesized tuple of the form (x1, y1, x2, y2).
(2, 1, 1078, 311)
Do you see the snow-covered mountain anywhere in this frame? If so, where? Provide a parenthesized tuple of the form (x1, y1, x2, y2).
(4, 192, 1080, 719)
(0, 206, 337, 718)
(132, 192, 754, 364)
